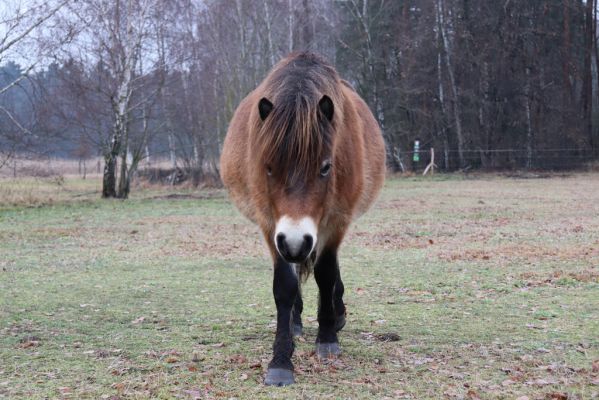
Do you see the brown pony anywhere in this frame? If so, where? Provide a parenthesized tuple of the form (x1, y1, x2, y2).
(220, 52, 385, 386)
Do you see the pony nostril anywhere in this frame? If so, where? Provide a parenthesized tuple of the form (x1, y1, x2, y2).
(303, 234, 313, 251)
(276, 233, 287, 253)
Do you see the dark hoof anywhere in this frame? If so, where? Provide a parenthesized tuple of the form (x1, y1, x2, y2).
(292, 323, 303, 337)
(264, 368, 294, 386)
(335, 313, 346, 332)
(316, 342, 341, 359)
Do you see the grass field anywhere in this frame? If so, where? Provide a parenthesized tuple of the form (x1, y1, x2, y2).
(1, 173, 598, 399)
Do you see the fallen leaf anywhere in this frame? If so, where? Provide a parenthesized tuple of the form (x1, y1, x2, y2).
(165, 356, 179, 363)
(132, 316, 145, 324)
(240, 373, 248, 381)
(18, 340, 39, 349)
(187, 364, 198, 372)
(546, 392, 568, 400)
(467, 389, 481, 400)
(18, 336, 41, 349)
(229, 354, 247, 364)
(111, 382, 125, 392)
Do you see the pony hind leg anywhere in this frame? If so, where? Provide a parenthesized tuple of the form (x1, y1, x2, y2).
(265, 257, 298, 386)
(314, 247, 342, 358)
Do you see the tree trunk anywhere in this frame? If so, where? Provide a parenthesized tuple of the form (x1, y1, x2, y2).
(591, 0, 599, 155)
(438, 0, 465, 168)
(301, 0, 313, 48)
(583, 0, 594, 150)
(115, 87, 130, 199)
(168, 133, 177, 169)
(117, 144, 129, 198)
(263, 0, 275, 67)
(562, 0, 573, 146)
(102, 138, 118, 198)
(102, 160, 117, 198)
(288, 0, 294, 52)
(524, 67, 533, 169)
(436, 1, 450, 169)
(235, 0, 247, 93)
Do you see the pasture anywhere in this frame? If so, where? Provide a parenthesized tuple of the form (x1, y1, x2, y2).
(1, 174, 598, 399)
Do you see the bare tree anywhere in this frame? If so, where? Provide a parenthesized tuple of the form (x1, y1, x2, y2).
(0, 0, 70, 167)
(62, 0, 167, 198)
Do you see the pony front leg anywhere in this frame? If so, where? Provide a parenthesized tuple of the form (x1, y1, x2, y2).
(264, 257, 298, 386)
(314, 248, 342, 358)
(292, 283, 303, 337)
(334, 268, 347, 332)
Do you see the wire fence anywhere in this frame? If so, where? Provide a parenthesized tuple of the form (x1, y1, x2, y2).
(3, 147, 598, 179)
(394, 147, 598, 172)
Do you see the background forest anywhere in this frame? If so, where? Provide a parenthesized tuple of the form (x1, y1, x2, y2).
(1, 0, 598, 197)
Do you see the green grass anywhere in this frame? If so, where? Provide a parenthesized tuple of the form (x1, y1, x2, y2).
(1, 174, 598, 399)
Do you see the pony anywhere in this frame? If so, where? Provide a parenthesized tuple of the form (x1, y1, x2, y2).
(220, 52, 385, 386)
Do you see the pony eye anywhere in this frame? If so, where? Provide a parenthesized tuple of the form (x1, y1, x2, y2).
(266, 166, 272, 176)
(320, 161, 332, 177)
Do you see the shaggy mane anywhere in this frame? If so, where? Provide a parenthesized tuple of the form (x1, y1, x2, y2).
(254, 52, 342, 187)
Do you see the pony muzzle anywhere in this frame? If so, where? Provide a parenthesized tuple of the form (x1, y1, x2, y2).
(274, 216, 317, 263)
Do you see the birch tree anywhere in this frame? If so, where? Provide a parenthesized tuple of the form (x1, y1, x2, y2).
(67, 0, 165, 198)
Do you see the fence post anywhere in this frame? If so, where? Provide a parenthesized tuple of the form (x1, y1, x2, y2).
(423, 148, 437, 176)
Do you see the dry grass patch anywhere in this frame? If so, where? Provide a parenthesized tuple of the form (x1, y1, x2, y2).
(1, 172, 598, 399)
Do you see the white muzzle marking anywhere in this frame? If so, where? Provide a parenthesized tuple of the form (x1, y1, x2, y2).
(274, 216, 317, 257)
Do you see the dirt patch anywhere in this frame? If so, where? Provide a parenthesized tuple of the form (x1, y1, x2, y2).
(149, 191, 225, 201)
(348, 231, 432, 250)
(520, 269, 599, 287)
(437, 243, 599, 264)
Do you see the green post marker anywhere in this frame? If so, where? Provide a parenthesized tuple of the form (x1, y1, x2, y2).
(413, 140, 420, 162)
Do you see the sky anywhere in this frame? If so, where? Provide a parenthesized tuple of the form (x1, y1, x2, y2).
(0, 0, 68, 68)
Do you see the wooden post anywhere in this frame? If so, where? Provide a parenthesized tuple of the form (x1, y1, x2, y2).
(423, 148, 438, 176)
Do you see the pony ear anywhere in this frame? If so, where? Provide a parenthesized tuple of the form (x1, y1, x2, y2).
(258, 98, 273, 121)
(319, 95, 334, 121)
